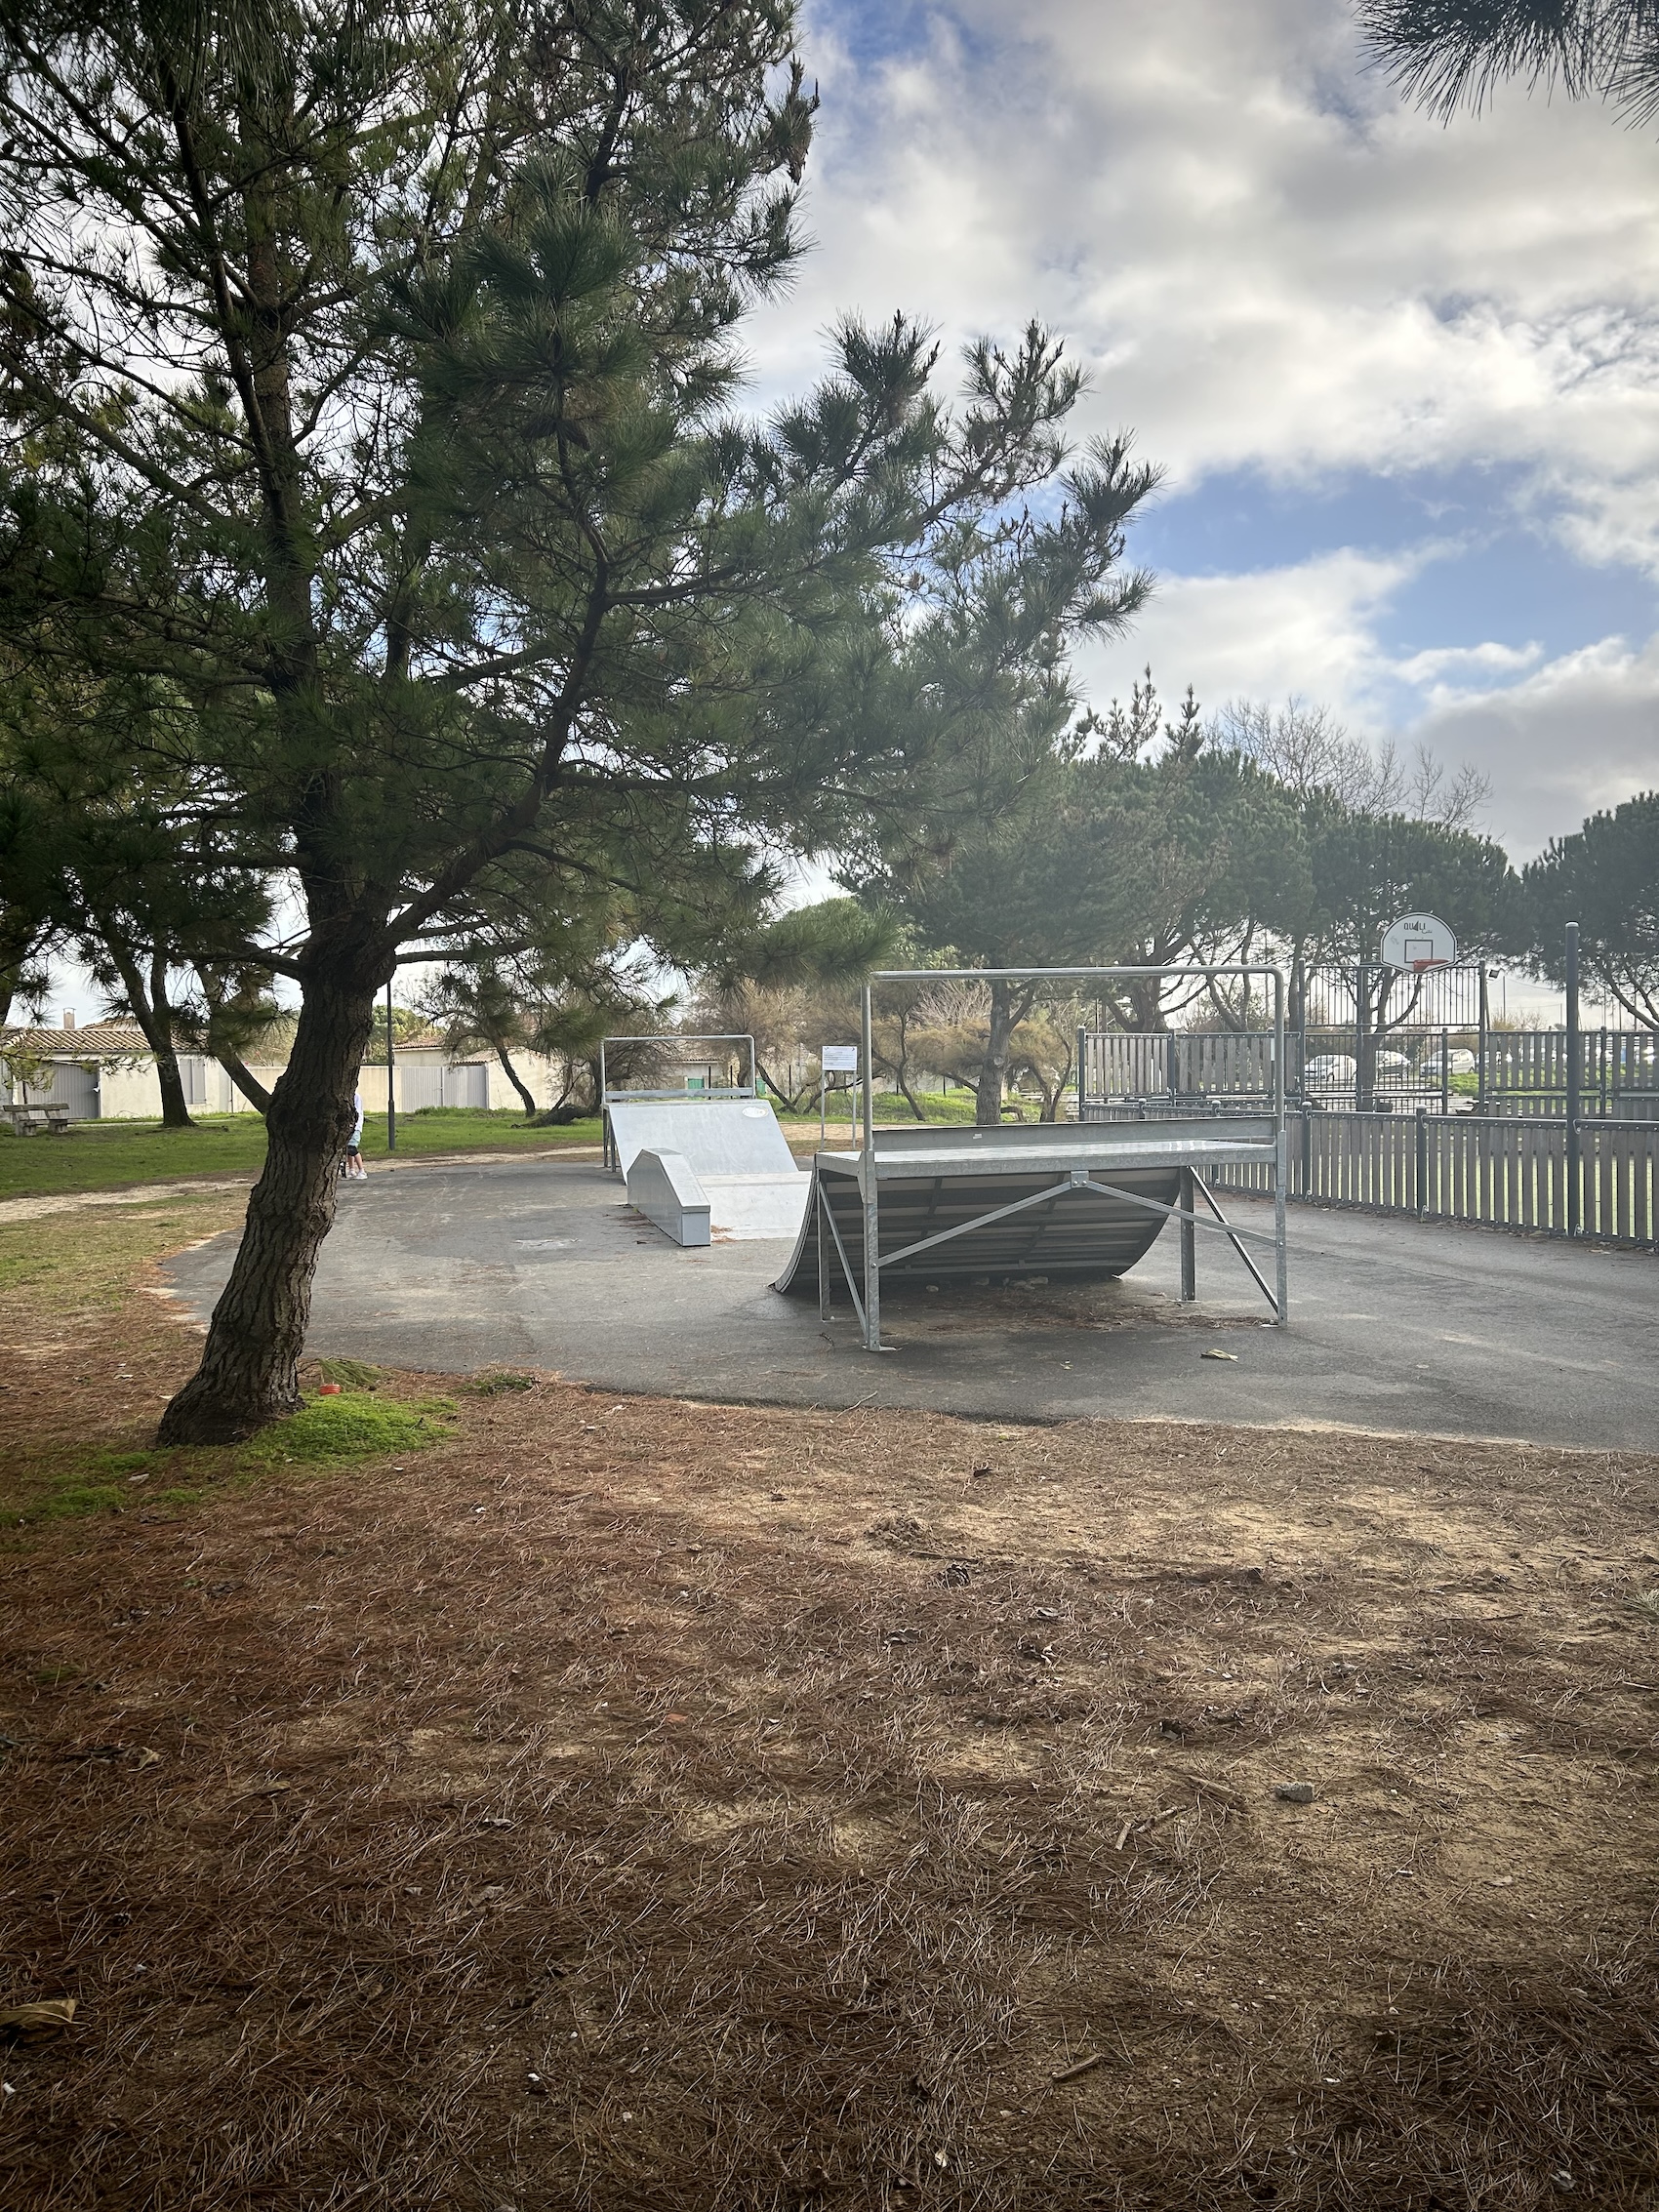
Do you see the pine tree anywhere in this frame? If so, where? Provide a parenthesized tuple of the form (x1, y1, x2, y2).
(0, 1, 1122, 1437)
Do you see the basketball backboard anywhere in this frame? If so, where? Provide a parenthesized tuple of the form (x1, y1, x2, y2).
(1380, 913, 1457, 971)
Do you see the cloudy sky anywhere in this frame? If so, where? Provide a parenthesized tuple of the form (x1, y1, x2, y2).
(747, 0, 1659, 859)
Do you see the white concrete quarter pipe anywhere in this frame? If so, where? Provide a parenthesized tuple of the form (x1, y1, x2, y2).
(610, 1098, 807, 1244)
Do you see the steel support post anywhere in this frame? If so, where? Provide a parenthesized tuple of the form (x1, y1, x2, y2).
(817, 1178, 829, 1321)
(1415, 1107, 1429, 1219)
(1178, 1166, 1196, 1302)
(861, 988, 882, 1350)
(1477, 963, 1489, 1113)
(1565, 920, 1581, 1236)
(1274, 971, 1289, 1325)
(385, 978, 397, 1153)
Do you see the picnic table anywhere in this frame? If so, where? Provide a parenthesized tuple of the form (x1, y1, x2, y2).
(5, 1101, 72, 1136)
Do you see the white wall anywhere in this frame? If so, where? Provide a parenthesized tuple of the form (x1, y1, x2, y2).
(70, 1050, 575, 1120)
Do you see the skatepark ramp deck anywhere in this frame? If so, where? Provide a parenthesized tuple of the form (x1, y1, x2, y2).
(771, 955, 1292, 1353)
(607, 1097, 807, 1246)
(605, 1096, 796, 1182)
(774, 1117, 1284, 1342)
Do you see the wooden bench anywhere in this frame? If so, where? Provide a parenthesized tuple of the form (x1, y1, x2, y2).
(5, 1102, 72, 1136)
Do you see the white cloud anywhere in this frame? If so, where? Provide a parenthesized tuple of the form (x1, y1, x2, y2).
(754, 1, 1659, 570)
(1393, 640, 1544, 687)
(1085, 546, 1422, 717)
(735, 2, 1659, 853)
(1089, 552, 1659, 856)
(1410, 634, 1659, 852)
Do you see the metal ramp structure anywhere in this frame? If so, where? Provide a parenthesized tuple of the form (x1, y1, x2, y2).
(773, 965, 1291, 1350)
(600, 1036, 807, 1247)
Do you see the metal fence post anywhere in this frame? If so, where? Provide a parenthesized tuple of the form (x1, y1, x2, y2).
(1179, 1166, 1196, 1301)
(1565, 921, 1581, 1236)
(1477, 963, 1488, 1114)
(1415, 1106, 1429, 1219)
(385, 979, 397, 1153)
(1274, 973, 1289, 1324)
(861, 986, 881, 1350)
(1355, 963, 1369, 1113)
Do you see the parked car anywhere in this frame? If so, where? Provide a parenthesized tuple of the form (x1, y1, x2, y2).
(1420, 1048, 1477, 1078)
(1302, 1054, 1357, 1089)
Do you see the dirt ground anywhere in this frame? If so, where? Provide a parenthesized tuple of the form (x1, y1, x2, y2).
(2, 1200, 1658, 2210)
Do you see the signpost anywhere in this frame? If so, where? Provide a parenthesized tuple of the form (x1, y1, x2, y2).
(820, 1043, 859, 1145)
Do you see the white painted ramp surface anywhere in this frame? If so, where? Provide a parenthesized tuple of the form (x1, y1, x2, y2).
(703, 1172, 808, 1241)
(606, 1097, 796, 1181)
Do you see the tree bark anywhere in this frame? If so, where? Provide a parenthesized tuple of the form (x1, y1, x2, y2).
(215, 1046, 271, 1115)
(157, 972, 377, 1443)
(98, 926, 195, 1128)
(973, 981, 1032, 1125)
(496, 1043, 538, 1118)
(153, 1046, 194, 1129)
(0, 903, 46, 1027)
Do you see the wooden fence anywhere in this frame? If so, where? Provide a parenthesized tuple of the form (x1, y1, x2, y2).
(1195, 1110, 1658, 1248)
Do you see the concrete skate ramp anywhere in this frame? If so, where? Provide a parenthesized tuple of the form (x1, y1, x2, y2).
(625, 1152, 808, 1245)
(700, 1173, 809, 1241)
(627, 1148, 711, 1246)
(605, 1096, 797, 1182)
(775, 1117, 1278, 1294)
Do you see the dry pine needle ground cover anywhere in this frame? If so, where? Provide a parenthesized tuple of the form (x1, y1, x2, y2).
(1, 1200, 1657, 2210)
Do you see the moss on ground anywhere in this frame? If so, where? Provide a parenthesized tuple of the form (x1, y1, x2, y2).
(0, 1194, 459, 1528)
(5, 1392, 456, 1525)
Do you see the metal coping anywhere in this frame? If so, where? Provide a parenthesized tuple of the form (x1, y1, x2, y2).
(598, 1032, 757, 1105)
(835, 964, 1289, 1352)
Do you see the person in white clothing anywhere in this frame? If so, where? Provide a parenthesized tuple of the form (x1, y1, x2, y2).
(344, 1089, 367, 1179)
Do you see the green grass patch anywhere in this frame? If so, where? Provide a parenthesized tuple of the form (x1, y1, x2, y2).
(238, 1390, 455, 1466)
(3, 1392, 456, 1527)
(0, 1190, 249, 1310)
(462, 1369, 537, 1395)
(0, 1106, 601, 1202)
(316, 1356, 382, 1390)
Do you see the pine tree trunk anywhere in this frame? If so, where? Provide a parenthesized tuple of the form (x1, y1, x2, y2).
(153, 1046, 194, 1129)
(496, 1044, 538, 1118)
(973, 980, 1022, 1125)
(214, 1047, 272, 1115)
(157, 975, 377, 1444)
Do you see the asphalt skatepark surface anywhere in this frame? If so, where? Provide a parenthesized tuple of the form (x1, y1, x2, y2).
(162, 1154, 1659, 1448)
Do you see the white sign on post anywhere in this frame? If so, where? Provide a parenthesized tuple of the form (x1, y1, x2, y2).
(1381, 913, 1457, 972)
(821, 1044, 859, 1072)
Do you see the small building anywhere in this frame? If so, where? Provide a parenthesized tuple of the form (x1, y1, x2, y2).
(1, 1012, 566, 1120)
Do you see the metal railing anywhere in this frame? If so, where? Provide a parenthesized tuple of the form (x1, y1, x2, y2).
(1188, 1108, 1658, 1249)
(843, 965, 1291, 1351)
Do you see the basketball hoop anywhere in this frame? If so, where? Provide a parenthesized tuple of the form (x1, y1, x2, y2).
(1381, 913, 1457, 972)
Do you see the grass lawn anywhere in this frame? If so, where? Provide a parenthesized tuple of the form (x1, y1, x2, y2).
(3, 1203, 1658, 2208)
(0, 1106, 603, 1202)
